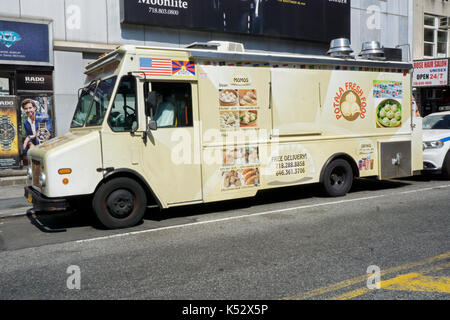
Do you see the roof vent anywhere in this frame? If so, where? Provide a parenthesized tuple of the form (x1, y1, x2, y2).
(327, 38, 354, 58)
(186, 41, 245, 52)
(359, 41, 385, 60)
(211, 41, 245, 53)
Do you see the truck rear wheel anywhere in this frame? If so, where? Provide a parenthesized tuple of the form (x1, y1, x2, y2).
(93, 177, 147, 229)
(322, 159, 354, 197)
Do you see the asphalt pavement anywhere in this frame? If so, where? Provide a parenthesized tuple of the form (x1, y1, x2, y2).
(0, 175, 449, 301)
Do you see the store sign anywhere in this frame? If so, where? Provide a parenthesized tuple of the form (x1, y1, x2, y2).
(413, 59, 449, 87)
(16, 72, 53, 92)
(0, 96, 20, 169)
(120, 0, 350, 43)
(0, 20, 50, 63)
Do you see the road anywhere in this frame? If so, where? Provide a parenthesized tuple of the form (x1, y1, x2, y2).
(0, 175, 449, 302)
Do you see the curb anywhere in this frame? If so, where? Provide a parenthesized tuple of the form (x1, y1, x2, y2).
(0, 176, 28, 187)
(0, 207, 31, 219)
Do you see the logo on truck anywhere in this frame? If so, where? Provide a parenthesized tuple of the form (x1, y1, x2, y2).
(334, 82, 367, 121)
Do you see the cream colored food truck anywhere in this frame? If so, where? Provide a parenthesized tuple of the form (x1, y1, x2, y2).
(25, 43, 423, 229)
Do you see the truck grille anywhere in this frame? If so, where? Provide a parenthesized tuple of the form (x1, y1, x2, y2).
(32, 160, 42, 189)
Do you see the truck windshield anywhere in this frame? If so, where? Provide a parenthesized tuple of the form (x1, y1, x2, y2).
(71, 76, 117, 128)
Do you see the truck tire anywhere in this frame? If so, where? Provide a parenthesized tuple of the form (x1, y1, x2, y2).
(322, 159, 354, 197)
(92, 177, 147, 229)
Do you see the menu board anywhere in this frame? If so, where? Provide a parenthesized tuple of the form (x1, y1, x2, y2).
(218, 87, 261, 190)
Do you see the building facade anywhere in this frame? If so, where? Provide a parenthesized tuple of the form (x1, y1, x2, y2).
(0, 0, 413, 169)
(412, 0, 450, 117)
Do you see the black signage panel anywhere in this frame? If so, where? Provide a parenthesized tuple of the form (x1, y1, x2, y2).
(16, 71, 53, 92)
(120, 0, 350, 43)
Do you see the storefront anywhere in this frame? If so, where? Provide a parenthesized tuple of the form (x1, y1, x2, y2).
(413, 58, 450, 117)
(0, 18, 54, 169)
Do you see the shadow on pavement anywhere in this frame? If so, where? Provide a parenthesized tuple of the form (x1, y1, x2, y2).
(26, 208, 96, 233)
(145, 178, 412, 222)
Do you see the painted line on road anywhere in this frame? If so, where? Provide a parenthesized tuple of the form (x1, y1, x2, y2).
(76, 183, 450, 244)
(328, 261, 450, 300)
(283, 252, 450, 300)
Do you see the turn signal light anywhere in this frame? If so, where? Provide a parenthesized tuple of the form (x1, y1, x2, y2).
(58, 168, 72, 175)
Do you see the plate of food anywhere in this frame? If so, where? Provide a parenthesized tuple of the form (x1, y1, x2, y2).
(376, 99, 402, 128)
(239, 90, 257, 106)
(240, 110, 258, 127)
(220, 111, 239, 129)
(219, 89, 238, 106)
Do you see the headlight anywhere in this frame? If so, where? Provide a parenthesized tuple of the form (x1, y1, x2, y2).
(423, 140, 445, 150)
(27, 165, 33, 180)
(39, 172, 47, 187)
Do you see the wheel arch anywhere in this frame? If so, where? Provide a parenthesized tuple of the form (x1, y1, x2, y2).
(319, 153, 360, 183)
(96, 169, 162, 208)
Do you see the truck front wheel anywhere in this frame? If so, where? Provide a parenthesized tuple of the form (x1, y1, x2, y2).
(322, 159, 354, 197)
(93, 177, 147, 229)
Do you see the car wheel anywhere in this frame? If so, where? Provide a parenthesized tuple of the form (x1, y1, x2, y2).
(93, 177, 147, 229)
(443, 152, 450, 178)
(322, 159, 354, 197)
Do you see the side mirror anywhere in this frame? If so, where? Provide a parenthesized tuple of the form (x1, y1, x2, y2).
(147, 118, 157, 132)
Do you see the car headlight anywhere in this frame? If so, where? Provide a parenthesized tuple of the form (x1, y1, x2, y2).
(27, 165, 33, 180)
(39, 172, 47, 187)
(423, 140, 445, 150)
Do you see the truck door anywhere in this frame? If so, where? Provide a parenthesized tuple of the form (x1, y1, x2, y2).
(142, 81, 203, 207)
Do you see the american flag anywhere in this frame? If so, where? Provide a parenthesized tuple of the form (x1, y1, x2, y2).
(140, 57, 172, 76)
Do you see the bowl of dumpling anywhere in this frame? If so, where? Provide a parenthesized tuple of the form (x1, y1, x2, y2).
(340, 91, 362, 121)
(376, 99, 402, 128)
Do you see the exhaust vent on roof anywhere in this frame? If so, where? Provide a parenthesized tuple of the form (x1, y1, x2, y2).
(359, 41, 385, 60)
(186, 41, 245, 53)
(327, 38, 354, 59)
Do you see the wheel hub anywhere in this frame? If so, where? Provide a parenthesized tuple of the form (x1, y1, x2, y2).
(106, 190, 135, 219)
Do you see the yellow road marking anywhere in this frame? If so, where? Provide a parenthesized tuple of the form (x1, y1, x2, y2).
(283, 252, 450, 300)
(328, 262, 450, 300)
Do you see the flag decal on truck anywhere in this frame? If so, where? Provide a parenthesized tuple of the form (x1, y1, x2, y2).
(172, 60, 196, 76)
(140, 57, 172, 76)
(139, 58, 195, 77)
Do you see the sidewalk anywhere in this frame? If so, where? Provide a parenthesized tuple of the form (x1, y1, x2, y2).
(0, 169, 28, 187)
(0, 170, 31, 218)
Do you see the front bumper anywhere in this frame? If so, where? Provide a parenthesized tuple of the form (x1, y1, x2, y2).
(24, 186, 70, 212)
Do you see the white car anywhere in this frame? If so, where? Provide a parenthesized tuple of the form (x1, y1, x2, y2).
(422, 111, 450, 176)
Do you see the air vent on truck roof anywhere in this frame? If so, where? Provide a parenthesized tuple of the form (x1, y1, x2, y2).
(327, 38, 354, 59)
(358, 41, 385, 60)
(186, 41, 245, 53)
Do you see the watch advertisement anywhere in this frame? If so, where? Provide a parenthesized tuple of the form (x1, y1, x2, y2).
(19, 95, 53, 155)
(0, 96, 20, 169)
(120, 0, 350, 43)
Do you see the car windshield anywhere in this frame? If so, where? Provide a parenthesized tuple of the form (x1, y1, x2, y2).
(423, 114, 450, 130)
(71, 76, 117, 128)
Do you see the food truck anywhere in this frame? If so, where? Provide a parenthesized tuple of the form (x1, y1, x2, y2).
(24, 43, 423, 229)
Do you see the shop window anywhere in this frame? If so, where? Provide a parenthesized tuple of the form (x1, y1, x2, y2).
(424, 15, 448, 58)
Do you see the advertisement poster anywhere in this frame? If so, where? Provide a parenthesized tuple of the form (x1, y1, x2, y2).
(120, 0, 350, 43)
(19, 95, 53, 155)
(0, 20, 50, 63)
(413, 59, 448, 87)
(0, 96, 20, 169)
(374, 81, 403, 128)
